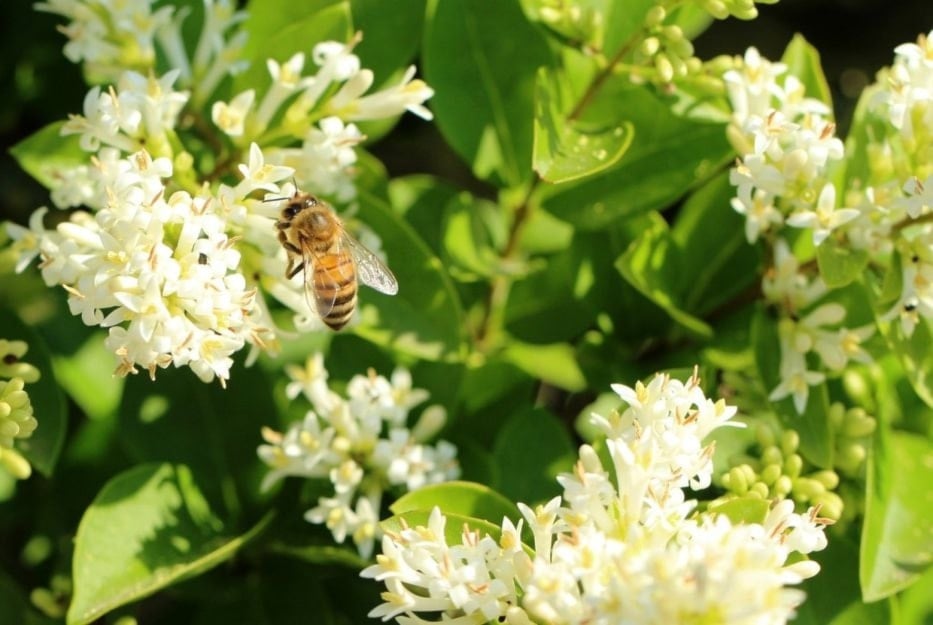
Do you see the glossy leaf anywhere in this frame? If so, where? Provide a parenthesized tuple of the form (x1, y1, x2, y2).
(0, 309, 66, 476)
(541, 82, 732, 229)
(502, 340, 586, 392)
(491, 406, 576, 504)
(861, 431, 933, 601)
(614, 216, 713, 339)
(390, 481, 519, 526)
(352, 190, 466, 361)
(672, 172, 761, 315)
(9, 122, 86, 189)
(68, 463, 272, 625)
(52, 334, 123, 421)
(423, 0, 552, 186)
(351, 0, 426, 84)
(533, 67, 634, 183)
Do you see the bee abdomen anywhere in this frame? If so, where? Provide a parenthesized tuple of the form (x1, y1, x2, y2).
(313, 253, 358, 330)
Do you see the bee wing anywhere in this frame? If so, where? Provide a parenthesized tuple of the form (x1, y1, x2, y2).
(298, 242, 338, 318)
(343, 233, 398, 296)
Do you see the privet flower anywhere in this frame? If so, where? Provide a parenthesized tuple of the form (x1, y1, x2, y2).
(258, 354, 459, 559)
(363, 370, 829, 625)
(9, 1, 436, 385)
(0, 339, 41, 479)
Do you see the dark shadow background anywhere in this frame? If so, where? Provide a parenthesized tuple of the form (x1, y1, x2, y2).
(0, 0, 930, 227)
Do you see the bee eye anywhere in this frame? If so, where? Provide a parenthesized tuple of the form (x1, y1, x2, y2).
(284, 205, 301, 219)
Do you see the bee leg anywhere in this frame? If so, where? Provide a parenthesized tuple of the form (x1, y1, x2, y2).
(285, 260, 304, 279)
(275, 220, 290, 230)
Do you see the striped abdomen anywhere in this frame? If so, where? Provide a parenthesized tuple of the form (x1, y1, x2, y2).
(313, 251, 357, 330)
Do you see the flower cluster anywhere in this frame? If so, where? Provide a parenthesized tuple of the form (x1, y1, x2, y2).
(9, 1, 434, 385)
(258, 355, 459, 559)
(37, 0, 247, 103)
(363, 371, 829, 625)
(723, 43, 911, 413)
(0, 340, 41, 479)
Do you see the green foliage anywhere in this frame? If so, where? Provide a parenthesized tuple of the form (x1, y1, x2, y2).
(4, 0, 933, 623)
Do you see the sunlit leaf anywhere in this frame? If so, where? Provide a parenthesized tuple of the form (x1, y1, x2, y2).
(9, 122, 86, 189)
(502, 340, 586, 392)
(391, 481, 519, 526)
(423, 0, 552, 186)
(861, 431, 933, 601)
(68, 463, 272, 625)
(352, 191, 466, 361)
(533, 67, 634, 183)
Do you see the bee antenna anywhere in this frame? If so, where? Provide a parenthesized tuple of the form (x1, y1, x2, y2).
(263, 196, 288, 203)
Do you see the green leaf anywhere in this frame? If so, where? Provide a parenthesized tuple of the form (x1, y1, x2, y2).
(352, 190, 467, 362)
(0, 309, 66, 476)
(877, 316, 933, 409)
(492, 406, 575, 504)
(388, 174, 461, 256)
(900, 566, 933, 625)
(533, 67, 634, 183)
(441, 193, 506, 281)
(235, 2, 352, 95)
(52, 334, 123, 421)
(861, 431, 933, 601)
(603, 0, 654, 55)
(816, 237, 870, 288)
(391, 481, 519, 526)
(502, 340, 586, 392)
(781, 34, 833, 111)
(505, 241, 599, 343)
(351, 0, 426, 85)
(614, 216, 713, 339)
(67, 463, 272, 625)
(423, 0, 552, 186)
(672, 172, 760, 315)
(706, 497, 770, 524)
(541, 82, 732, 229)
(9, 122, 86, 189)
(118, 359, 275, 511)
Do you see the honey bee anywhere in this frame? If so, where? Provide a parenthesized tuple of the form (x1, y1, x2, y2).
(275, 191, 398, 330)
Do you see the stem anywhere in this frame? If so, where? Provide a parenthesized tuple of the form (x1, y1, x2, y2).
(567, 38, 639, 122)
(475, 178, 541, 349)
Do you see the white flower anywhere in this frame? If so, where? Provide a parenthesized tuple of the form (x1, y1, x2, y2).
(894, 175, 933, 219)
(258, 356, 458, 557)
(235, 143, 294, 196)
(769, 347, 825, 414)
(212, 89, 255, 137)
(365, 371, 828, 625)
(333, 66, 435, 121)
(723, 47, 787, 123)
(730, 184, 783, 242)
(30, 149, 263, 385)
(786, 183, 860, 245)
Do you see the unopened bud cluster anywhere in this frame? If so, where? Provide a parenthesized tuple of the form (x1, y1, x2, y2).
(633, 6, 701, 86)
(698, 0, 779, 21)
(720, 423, 845, 520)
(0, 339, 40, 479)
